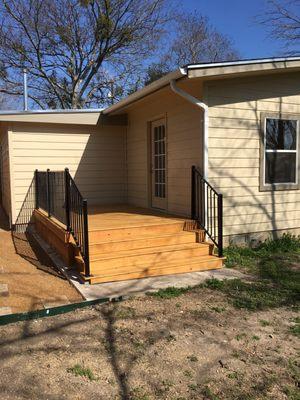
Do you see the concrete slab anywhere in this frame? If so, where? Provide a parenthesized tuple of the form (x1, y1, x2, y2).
(43, 295, 70, 309)
(77, 268, 250, 301)
(32, 226, 251, 302)
(0, 283, 9, 297)
(0, 306, 12, 316)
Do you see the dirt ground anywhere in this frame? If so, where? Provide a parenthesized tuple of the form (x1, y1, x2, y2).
(0, 221, 82, 313)
(0, 287, 298, 400)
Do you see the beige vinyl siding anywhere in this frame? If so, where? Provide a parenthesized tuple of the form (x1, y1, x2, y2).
(206, 71, 300, 236)
(126, 80, 203, 216)
(10, 122, 126, 223)
(0, 124, 11, 218)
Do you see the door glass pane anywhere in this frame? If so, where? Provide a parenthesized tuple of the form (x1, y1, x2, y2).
(266, 119, 297, 150)
(153, 123, 166, 199)
(265, 152, 296, 184)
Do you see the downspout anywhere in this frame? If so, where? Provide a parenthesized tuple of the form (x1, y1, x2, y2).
(170, 79, 208, 180)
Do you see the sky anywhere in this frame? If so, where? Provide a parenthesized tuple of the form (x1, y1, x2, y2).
(184, 0, 283, 59)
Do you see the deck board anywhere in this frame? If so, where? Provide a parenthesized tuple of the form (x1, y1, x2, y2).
(87, 204, 186, 231)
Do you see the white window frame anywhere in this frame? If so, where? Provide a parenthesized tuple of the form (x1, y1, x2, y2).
(260, 114, 300, 191)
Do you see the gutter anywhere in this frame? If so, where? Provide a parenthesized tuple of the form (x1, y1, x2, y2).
(186, 55, 300, 70)
(170, 80, 208, 180)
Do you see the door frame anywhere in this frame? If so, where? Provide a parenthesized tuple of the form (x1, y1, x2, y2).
(147, 114, 168, 211)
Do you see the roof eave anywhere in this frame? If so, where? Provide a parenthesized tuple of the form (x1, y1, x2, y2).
(102, 68, 187, 115)
(186, 58, 300, 79)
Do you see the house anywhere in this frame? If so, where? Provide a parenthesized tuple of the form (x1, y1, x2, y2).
(0, 56, 300, 284)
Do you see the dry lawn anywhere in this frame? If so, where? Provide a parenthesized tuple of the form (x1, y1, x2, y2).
(0, 285, 299, 400)
(0, 230, 82, 312)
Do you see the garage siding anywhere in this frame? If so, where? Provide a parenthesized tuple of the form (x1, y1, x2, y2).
(10, 122, 126, 223)
(0, 124, 11, 219)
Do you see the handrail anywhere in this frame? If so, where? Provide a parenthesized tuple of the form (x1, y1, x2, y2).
(65, 169, 90, 276)
(35, 168, 90, 277)
(191, 165, 223, 257)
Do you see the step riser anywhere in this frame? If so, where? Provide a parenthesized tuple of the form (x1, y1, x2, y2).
(88, 258, 223, 284)
(89, 233, 196, 255)
(89, 222, 185, 242)
(90, 246, 211, 272)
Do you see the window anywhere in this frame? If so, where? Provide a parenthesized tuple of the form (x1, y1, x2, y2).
(260, 115, 299, 191)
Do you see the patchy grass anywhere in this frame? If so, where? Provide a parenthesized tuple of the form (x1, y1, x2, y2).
(203, 276, 299, 310)
(67, 364, 97, 381)
(210, 306, 226, 313)
(225, 233, 300, 270)
(202, 235, 300, 311)
(235, 333, 247, 341)
(187, 355, 198, 362)
(147, 286, 190, 299)
(259, 319, 271, 327)
(147, 235, 300, 311)
(114, 306, 136, 319)
(201, 386, 220, 400)
(290, 317, 300, 338)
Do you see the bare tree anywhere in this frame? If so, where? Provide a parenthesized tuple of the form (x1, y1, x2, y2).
(0, 0, 169, 109)
(144, 11, 239, 85)
(258, 0, 300, 55)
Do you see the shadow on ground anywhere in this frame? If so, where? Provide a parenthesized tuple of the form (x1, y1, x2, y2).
(11, 230, 66, 280)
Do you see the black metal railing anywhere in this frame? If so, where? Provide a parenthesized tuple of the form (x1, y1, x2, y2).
(65, 169, 90, 276)
(35, 168, 90, 276)
(191, 165, 223, 257)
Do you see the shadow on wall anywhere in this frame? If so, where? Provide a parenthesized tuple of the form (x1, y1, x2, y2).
(0, 205, 9, 231)
(207, 70, 300, 244)
(71, 124, 127, 206)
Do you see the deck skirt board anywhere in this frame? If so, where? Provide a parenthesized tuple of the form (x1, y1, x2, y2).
(84, 205, 223, 284)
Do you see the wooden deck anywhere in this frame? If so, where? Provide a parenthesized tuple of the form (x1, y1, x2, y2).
(85, 205, 223, 284)
(88, 205, 186, 230)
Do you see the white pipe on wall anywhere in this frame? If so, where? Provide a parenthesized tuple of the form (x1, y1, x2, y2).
(23, 68, 28, 111)
(169, 80, 208, 179)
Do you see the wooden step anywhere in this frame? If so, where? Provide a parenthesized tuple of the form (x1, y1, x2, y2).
(89, 221, 185, 242)
(90, 243, 212, 273)
(86, 255, 224, 284)
(89, 231, 197, 255)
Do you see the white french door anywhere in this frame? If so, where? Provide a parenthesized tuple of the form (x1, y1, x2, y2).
(151, 119, 167, 210)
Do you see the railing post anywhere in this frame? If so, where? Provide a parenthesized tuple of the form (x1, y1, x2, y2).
(218, 194, 223, 257)
(64, 168, 71, 231)
(191, 165, 196, 219)
(83, 199, 90, 277)
(46, 168, 51, 218)
(35, 169, 39, 209)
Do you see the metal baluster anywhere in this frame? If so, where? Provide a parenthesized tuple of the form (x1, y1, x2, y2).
(218, 194, 223, 257)
(64, 168, 71, 231)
